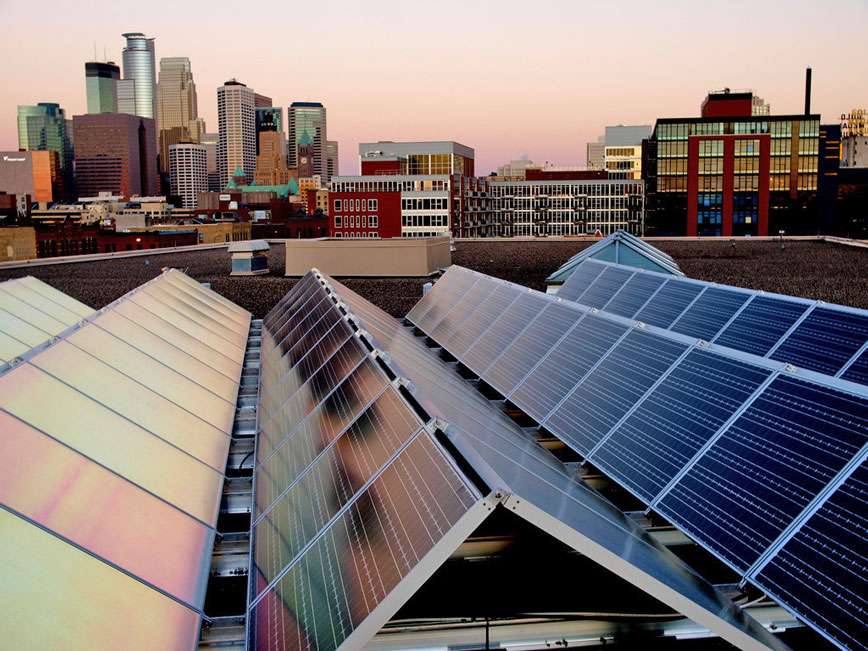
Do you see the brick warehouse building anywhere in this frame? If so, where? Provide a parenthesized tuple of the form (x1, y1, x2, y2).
(642, 90, 839, 236)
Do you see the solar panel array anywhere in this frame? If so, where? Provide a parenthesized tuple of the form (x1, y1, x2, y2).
(408, 265, 868, 651)
(0, 269, 249, 650)
(557, 258, 868, 385)
(0, 276, 93, 367)
(249, 270, 789, 651)
(547, 231, 682, 284)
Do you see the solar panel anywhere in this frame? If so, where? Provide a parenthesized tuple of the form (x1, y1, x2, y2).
(592, 350, 772, 503)
(769, 307, 868, 376)
(509, 314, 628, 424)
(602, 272, 666, 318)
(669, 287, 750, 341)
(445, 284, 522, 359)
(461, 292, 549, 377)
(0, 270, 251, 650)
(428, 277, 497, 343)
(408, 265, 868, 651)
(545, 329, 687, 455)
(559, 259, 868, 388)
(754, 458, 868, 651)
(554, 258, 608, 302)
(841, 347, 868, 385)
(483, 302, 579, 396)
(656, 376, 868, 572)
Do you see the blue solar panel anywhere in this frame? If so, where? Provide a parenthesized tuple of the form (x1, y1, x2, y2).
(657, 375, 868, 573)
(592, 350, 771, 503)
(555, 259, 607, 302)
(755, 459, 868, 651)
(841, 347, 868, 386)
(544, 330, 687, 456)
(444, 285, 521, 357)
(509, 315, 628, 424)
(428, 279, 496, 343)
(770, 307, 868, 376)
(669, 288, 750, 342)
(462, 292, 549, 377)
(573, 266, 635, 310)
(712, 296, 809, 356)
(602, 273, 667, 319)
(482, 302, 581, 397)
(634, 281, 704, 329)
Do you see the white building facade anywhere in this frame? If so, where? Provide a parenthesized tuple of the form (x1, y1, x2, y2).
(169, 144, 208, 209)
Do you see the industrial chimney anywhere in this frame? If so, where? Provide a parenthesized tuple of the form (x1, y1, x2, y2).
(805, 67, 812, 115)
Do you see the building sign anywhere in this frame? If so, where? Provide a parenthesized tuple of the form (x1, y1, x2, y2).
(841, 109, 867, 137)
(219, 194, 231, 201)
(2, 156, 26, 162)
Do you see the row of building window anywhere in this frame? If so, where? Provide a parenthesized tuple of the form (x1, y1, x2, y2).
(658, 120, 820, 140)
(333, 198, 378, 212)
(401, 214, 448, 227)
(334, 232, 379, 238)
(401, 197, 448, 211)
(332, 179, 451, 193)
(334, 215, 379, 228)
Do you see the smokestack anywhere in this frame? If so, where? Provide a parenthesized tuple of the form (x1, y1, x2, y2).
(805, 67, 812, 115)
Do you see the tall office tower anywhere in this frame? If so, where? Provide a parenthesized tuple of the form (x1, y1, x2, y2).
(199, 132, 220, 191)
(255, 107, 283, 156)
(327, 140, 339, 180)
(288, 101, 328, 181)
(253, 112, 293, 186)
(217, 79, 255, 188)
(116, 79, 136, 115)
(72, 113, 158, 198)
(156, 57, 202, 173)
(169, 143, 207, 208)
(85, 61, 120, 113)
(120, 32, 157, 122)
(17, 103, 74, 199)
(254, 93, 272, 108)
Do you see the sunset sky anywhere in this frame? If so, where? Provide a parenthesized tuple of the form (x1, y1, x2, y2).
(1, 0, 866, 175)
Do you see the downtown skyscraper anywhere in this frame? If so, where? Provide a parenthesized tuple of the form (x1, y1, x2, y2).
(288, 101, 328, 181)
(119, 33, 157, 124)
(217, 79, 255, 189)
(16, 102, 74, 198)
(156, 57, 204, 173)
(85, 61, 120, 114)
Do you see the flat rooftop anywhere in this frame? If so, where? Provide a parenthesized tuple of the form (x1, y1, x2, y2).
(0, 239, 866, 318)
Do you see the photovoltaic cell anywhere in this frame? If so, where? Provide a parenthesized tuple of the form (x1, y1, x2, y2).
(509, 314, 627, 424)
(555, 259, 607, 302)
(429, 280, 498, 344)
(713, 296, 809, 356)
(249, 435, 477, 651)
(482, 302, 578, 396)
(669, 288, 750, 341)
(572, 266, 635, 310)
(414, 270, 480, 335)
(755, 460, 868, 651)
(461, 292, 548, 376)
(841, 348, 868, 386)
(0, 412, 212, 607)
(592, 350, 771, 503)
(545, 329, 687, 455)
(252, 407, 422, 596)
(634, 280, 704, 329)
(405, 268, 462, 328)
(254, 361, 391, 518)
(602, 273, 666, 319)
(657, 376, 868, 572)
(444, 284, 521, 357)
(0, 507, 201, 651)
(770, 307, 868, 376)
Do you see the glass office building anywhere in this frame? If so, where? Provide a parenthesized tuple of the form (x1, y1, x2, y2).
(287, 102, 327, 181)
(121, 32, 157, 123)
(16, 103, 73, 199)
(85, 62, 120, 114)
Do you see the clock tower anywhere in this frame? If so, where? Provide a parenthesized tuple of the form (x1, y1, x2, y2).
(297, 130, 315, 178)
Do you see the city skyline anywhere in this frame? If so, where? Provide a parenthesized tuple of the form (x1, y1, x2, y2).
(0, 0, 866, 176)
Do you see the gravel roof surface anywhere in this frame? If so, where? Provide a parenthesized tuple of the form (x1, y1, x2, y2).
(1, 239, 866, 320)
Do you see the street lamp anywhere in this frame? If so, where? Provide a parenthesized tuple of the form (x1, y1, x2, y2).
(779, 230, 785, 250)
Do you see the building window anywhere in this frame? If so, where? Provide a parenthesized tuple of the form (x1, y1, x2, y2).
(370, 215, 378, 227)
(334, 216, 342, 227)
(362, 216, 367, 228)
(369, 199, 378, 210)
(362, 199, 367, 211)
(334, 199, 342, 211)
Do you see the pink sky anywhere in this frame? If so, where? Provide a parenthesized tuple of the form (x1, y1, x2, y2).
(1, 0, 866, 176)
